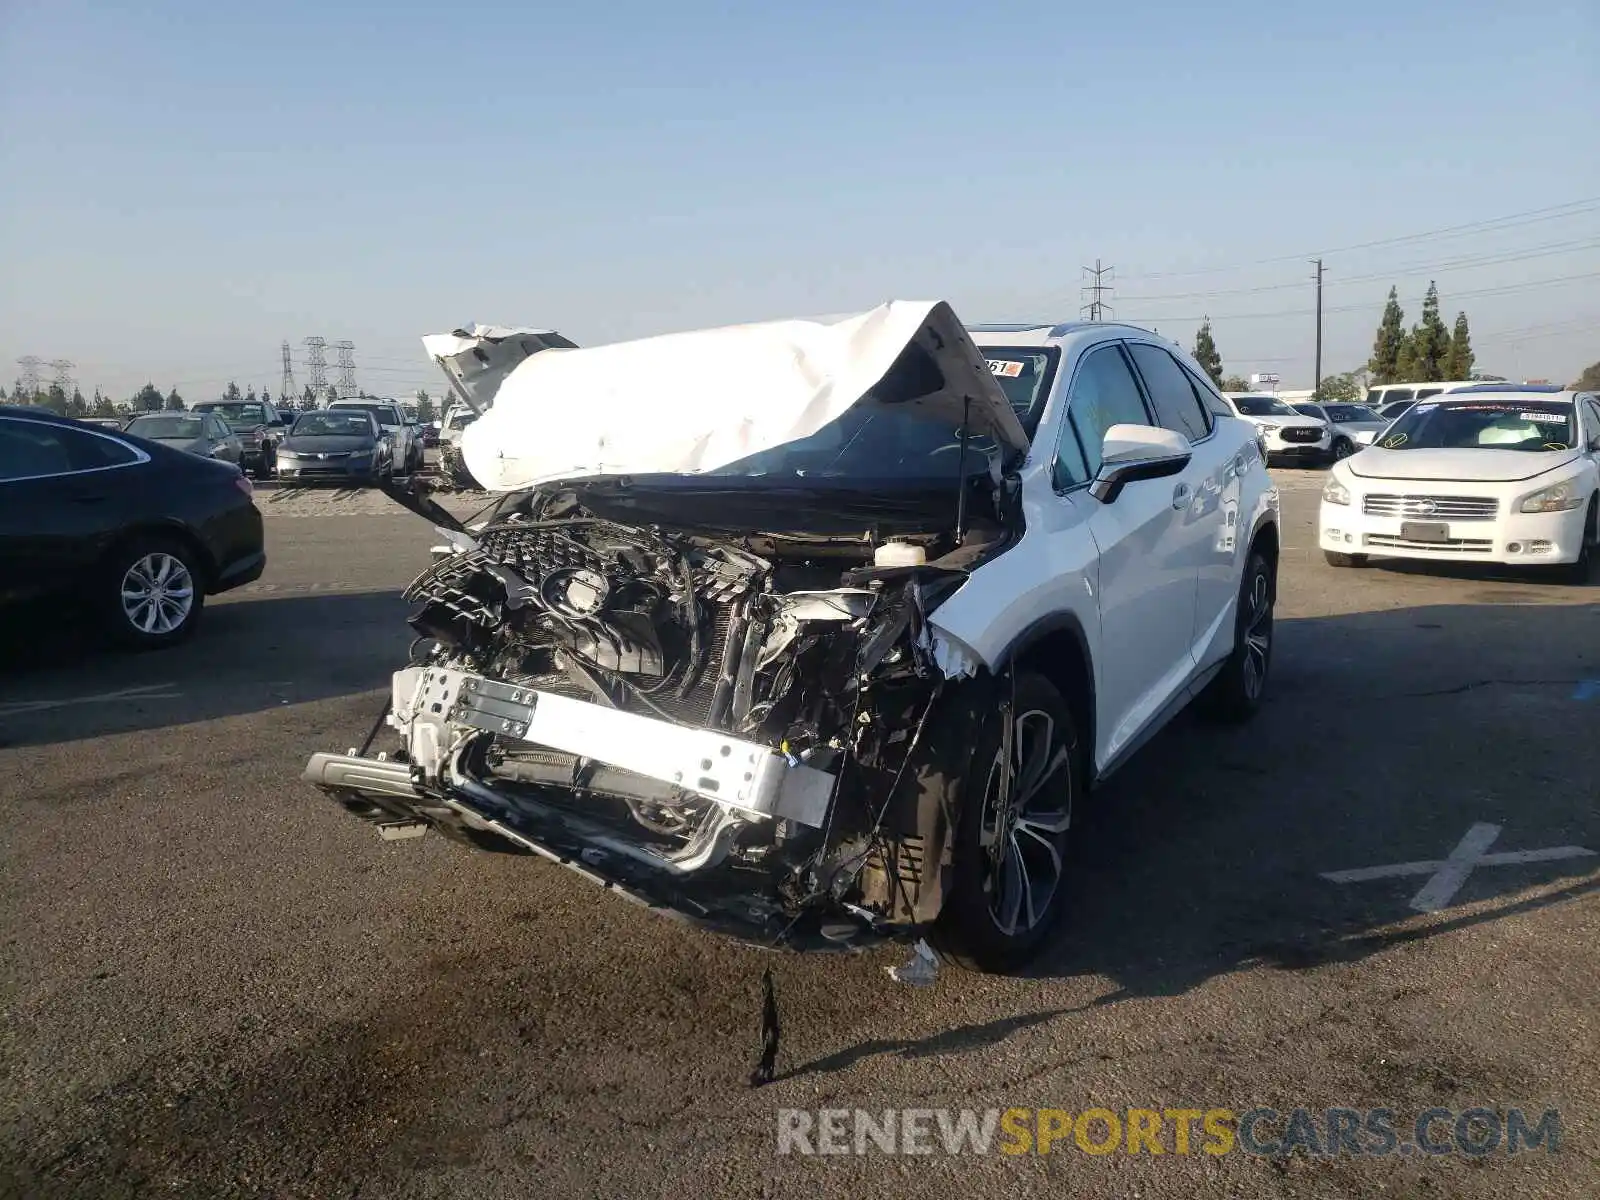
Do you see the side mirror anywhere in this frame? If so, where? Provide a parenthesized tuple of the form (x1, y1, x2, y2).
(1089, 424, 1192, 504)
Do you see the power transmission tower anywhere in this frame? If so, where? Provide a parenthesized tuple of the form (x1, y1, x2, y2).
(16, 356, 42, 397)
(1080, 260, 1114, 322)
(1311, 258, 1324, 395)
(333, 340, 357, 398)
(303, 337, 328, 395)
(280, 341, 297, 404)
(48, 358, 76, 397)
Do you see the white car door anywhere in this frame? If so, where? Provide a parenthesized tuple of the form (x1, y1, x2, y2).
(1122, 342, 1245, 667)
(1053, 343, 1202, 764)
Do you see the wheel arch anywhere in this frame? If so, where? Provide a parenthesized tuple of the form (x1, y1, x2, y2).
(988, 611, 1098, 788)
(98, 521, 219, 591)
(1248, 516, 1280, 600)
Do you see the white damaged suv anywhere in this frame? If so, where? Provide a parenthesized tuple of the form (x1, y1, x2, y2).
(306, 304, 1280, 970)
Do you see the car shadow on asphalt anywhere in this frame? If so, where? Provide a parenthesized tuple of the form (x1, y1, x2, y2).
(781, 598, 1600, 1077)
(0, 590, 411, 749)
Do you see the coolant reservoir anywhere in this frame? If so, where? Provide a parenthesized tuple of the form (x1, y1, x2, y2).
(874, 541, 926, 568)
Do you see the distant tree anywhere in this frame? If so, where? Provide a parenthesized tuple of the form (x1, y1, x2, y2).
(91, 387, 118, 417)
(1219, 374, 1249, 392)
(10, 379, 25, 402)
(1573, 361, 1600, 391)
(1313, 372, 1362, 403)
(261, 388, 273, 408)
(165, 387, 184, 411)
(1442, 312, 1475, 380)
(1191, 319, 1224, 388)
(325, 385, 339, 405)
(1406, 281, 1450, 383)
(302, 383, 316, 408)
(415, 389, 436, 423)
(0, 385, 7, 401)
(67, 386, 88, 417)
(41, 383, 69, 415)
(1368, 287, 1407, 384)
(222, 381, 243, 403)
(131, 382, 164, 412)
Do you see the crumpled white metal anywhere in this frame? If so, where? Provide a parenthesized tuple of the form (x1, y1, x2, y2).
(457, 300, 1026, 493)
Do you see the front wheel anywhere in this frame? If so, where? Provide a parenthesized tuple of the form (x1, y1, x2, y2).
(934, 671, 1080, 973)
(1197, 548, 1275, 722)
(1332, 437, 1354, 461)
(1554, 498, 1597, 585)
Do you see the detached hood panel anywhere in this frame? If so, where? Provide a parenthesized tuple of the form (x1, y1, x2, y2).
(460, 300, 1028, 493)
(1349, 447, 1580, 483)
(423, 324, 578, 415)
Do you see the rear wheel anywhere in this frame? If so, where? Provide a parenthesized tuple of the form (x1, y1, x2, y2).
(1324, 550, 1368, 568)
(1197, 548, 1274, 722)
(98, 536, 205, 650)
(934, 671, 1080, 973)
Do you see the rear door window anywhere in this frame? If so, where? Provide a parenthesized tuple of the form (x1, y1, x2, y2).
(1125, 343, 1212, 442)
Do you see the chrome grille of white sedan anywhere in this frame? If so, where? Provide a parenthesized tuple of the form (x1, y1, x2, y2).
(1362, 494, 1499, 520)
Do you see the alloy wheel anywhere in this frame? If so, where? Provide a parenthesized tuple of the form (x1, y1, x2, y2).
(120, 552, 195, 635)
(1241, 568, 1273, 701)
(979, 707, 1073, 937)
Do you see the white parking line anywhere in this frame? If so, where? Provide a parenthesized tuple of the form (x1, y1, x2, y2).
(1321, 822, 1597, 913)
(0, 682, 182, 717)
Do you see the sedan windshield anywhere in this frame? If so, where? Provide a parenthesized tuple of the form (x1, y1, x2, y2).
(1375, 400, 1577, 452)
(293, 411, 374, 437)
(127, 415, 205, 439)
(201, 402, 267, 426)
(1234, 395, 1297, 417)
(334, 404, 400, 427)
(1326, 404, 1383, 422)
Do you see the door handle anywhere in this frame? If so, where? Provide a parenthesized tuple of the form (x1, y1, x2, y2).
(1172, 483, 1191, 509)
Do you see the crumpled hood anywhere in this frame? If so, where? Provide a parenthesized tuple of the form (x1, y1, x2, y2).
(1349, 446, 1581, 482)
(459, 300, 1029, 493)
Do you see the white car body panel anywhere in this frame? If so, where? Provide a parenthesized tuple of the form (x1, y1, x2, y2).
(926, 323, 1278, 774)
(1320, 391, 1600, 566)
(1219, 393, 1330, 458)
(458, 301, 1026, 494)
(424, 325, 578, 416)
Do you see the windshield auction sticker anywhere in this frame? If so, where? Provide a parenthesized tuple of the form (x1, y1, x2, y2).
(987, 360, 1024, 378)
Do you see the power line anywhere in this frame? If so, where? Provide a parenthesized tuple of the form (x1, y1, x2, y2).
(1115, 196, 1600, 282)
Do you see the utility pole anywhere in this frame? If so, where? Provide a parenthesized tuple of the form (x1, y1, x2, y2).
(333, 340, 357, 398)
(1311, 258, 1324, 395)
(303, 337, 328, 396)
(16, 356, 42, 398)
(1080, 259, 1114, 322)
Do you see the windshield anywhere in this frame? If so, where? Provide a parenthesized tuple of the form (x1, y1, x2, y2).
(1291, 404, 1323, 419)
(127, 415, 205, 439)
(293, 411, 373, 437)
(1375, 400, 1577, 452)
(448, 412, 476, 431)
(200, 402, 267, 425)
(334, 403, 400, 427)
(703, 405, 1001, 482)
(1233, 395, 1296, 417)
(975, 347, 1059, 434)
(1326, 404, 1383, 422)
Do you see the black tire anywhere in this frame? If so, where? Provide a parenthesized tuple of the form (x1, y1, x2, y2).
(257, 444, 276, 479)
(1332, 437, 1354, 461)
(1197, 548, 1275, 723)
(97, 535, 205, 650)
(1554, 498, 1597, 585)
(932, 670, 1081, 973)
(1324, 549, 1368, 567)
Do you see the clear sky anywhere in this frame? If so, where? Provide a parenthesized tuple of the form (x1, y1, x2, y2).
(2, 0, 1596, 402)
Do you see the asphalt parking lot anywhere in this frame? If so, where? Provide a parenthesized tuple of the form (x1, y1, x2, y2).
(2, 470, 1597, 1199)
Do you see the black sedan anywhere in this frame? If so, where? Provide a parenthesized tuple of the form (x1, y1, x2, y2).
(274, 409, 391, 484)
(0, 406, 265, 650)
(124, 411, 244, 467)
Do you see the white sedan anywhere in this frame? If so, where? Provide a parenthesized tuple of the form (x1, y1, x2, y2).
(1319, 388, 1600, 581)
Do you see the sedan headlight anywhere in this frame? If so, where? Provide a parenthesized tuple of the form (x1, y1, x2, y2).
(1518, 479, 1585, 513)
(1322, 477, 1352, 506)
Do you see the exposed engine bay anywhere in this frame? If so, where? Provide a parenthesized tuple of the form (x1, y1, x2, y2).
(305, 481, 1013, 946)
